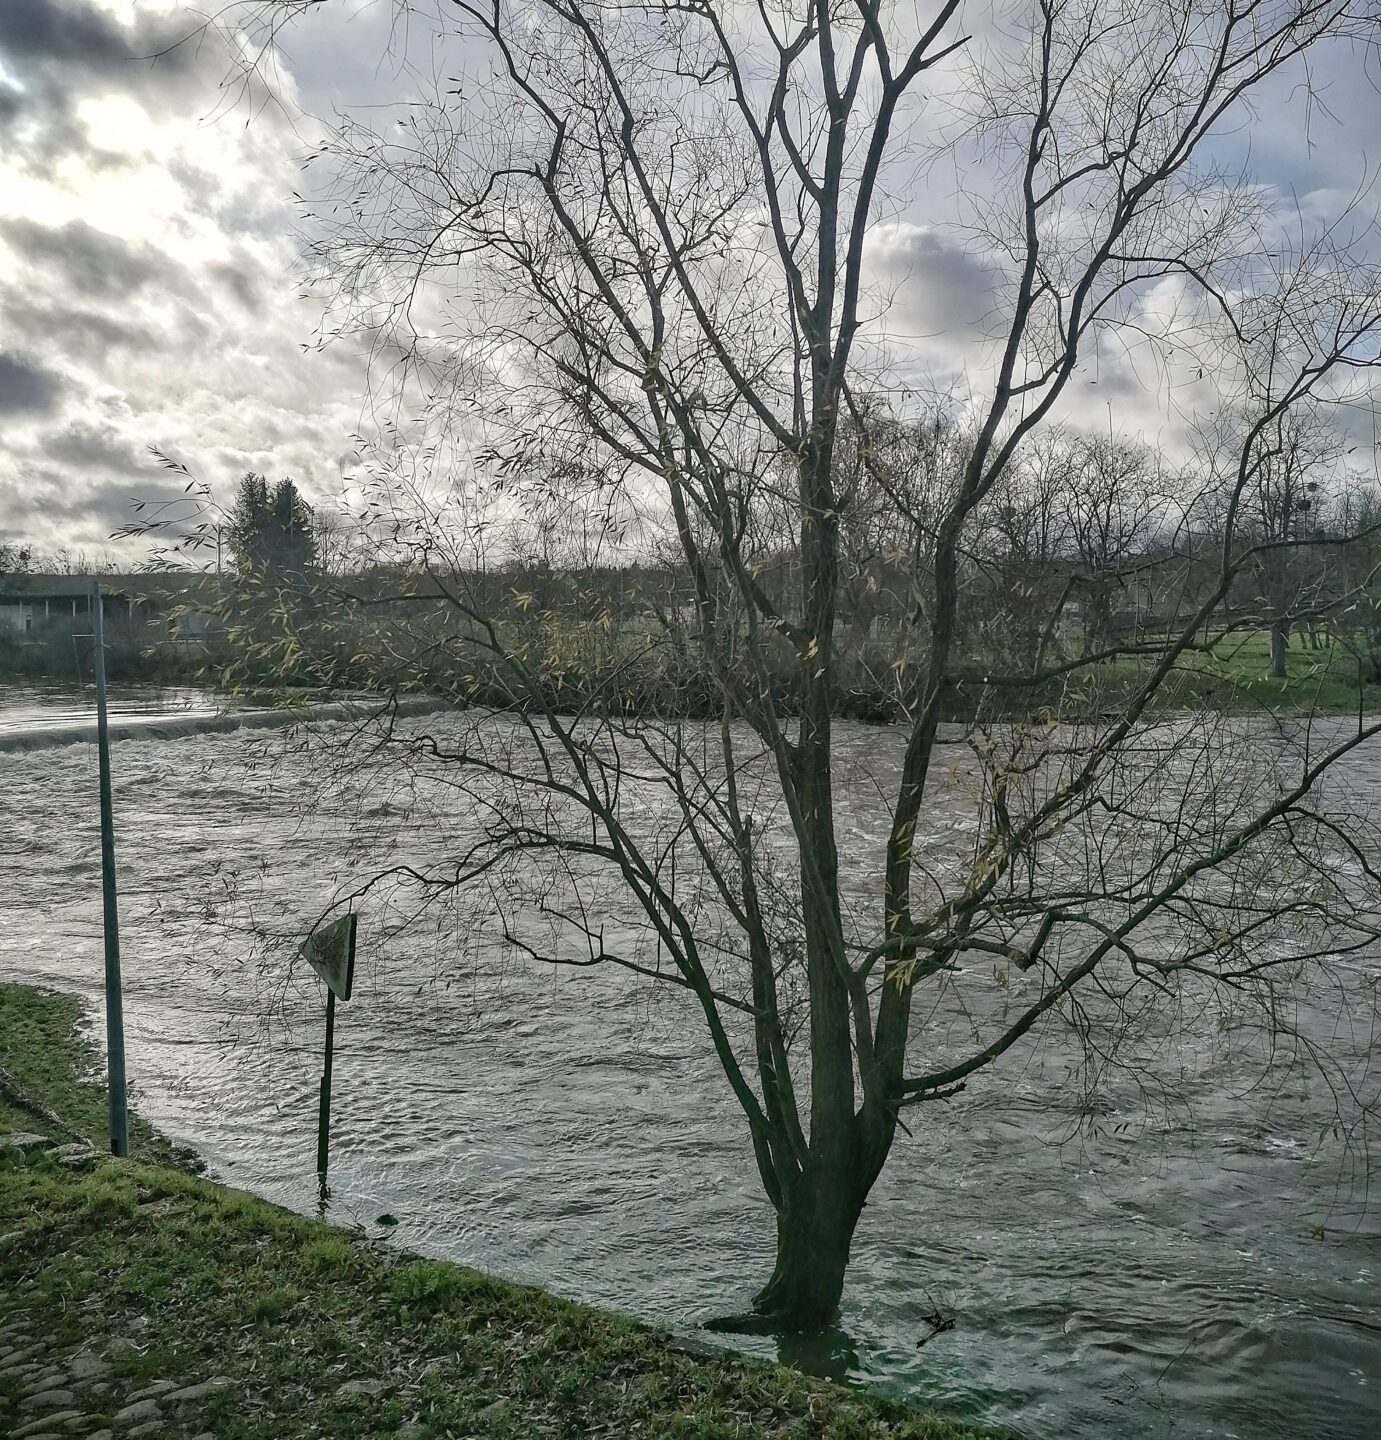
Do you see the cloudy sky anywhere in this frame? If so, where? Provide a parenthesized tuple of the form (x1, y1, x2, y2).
(0, 0, 395, 556)
(1, 0, 1378, 560)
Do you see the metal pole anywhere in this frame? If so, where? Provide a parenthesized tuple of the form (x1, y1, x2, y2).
(92, 580, 129, 1157)
(317, 989, 336, 1177)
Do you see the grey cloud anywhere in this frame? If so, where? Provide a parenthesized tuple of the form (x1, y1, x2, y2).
(0, 217, 163, 298)
(1, 0, 149, 71)
(211, 260, 263, 310)
(0, 0, 196, 81)
(2, 300, 158, 360)
(0, 0, 202, 169)
(1330, 397, 1381, 463)
(41, 419, 142, 475)
(867, 224, 1000, 341)
(0, 351, 64, 415)
(0, 466, 141, 547)
(0, 220, 272, 355)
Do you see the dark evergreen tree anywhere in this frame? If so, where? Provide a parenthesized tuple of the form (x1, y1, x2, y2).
(227, 474, 317, 576)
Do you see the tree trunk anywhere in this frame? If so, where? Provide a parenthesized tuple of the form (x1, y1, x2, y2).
(1082, 579, 1111, 657)
(1270, 619, 1288, 678)
(750, 1170, 865, 1330)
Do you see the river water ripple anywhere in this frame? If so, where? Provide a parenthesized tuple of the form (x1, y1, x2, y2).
(0, 697, 1377, 1439)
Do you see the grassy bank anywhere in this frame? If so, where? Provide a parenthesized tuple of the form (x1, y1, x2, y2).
(0, 983, 999, 1439)
(6, 610, 1378, 722)
(1032, 629, 1381, 717)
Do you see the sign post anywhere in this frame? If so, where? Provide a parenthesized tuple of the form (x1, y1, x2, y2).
(91, 580, 129, 1158)
(301, 913, 356, 1183)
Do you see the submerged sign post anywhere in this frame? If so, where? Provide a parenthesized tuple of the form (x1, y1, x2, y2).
(301, 913, 356, 1181)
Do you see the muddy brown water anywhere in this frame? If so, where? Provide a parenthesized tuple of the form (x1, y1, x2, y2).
(0, 690, 1377, 1438)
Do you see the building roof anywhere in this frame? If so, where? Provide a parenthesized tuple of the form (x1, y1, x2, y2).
(0, 575, 107, 602)
(0, 572, 224, 604)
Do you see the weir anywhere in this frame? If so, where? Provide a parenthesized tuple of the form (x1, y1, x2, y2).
(0, 695, 451, 753)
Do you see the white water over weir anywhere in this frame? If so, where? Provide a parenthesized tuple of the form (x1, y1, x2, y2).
(0, 694, 450, 752)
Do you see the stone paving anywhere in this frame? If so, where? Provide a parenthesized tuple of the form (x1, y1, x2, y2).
(0, 1313, 228, 1440)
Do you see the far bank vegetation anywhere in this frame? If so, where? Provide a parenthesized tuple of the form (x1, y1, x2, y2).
(32, 413, 1381, 720)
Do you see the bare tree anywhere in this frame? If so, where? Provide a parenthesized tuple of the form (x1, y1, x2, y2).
(1061, 431, 1174, 655)
(1332, 475, 1381, 678)
(232, 0, 1381, 1329)
(977, 426, 1077, 665)
(833, 408, 963, 643)
(1239, 409, 1335, 675)
(0, 542, 32, 582)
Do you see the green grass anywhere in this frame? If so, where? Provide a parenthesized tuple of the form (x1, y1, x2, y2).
(0, 983, 1001, 1440)
(1194, 629, 1378, 711)
(1028, 628, 1381, 718)
(0, 984, 194, 1168)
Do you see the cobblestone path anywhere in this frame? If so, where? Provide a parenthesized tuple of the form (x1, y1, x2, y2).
(0, 1311, 229, 1440)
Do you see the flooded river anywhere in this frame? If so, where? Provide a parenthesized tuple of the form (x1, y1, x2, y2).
(0, 696, 1377, 1438)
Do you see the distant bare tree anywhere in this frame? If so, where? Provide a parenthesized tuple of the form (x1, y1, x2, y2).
(1332, 477, 1381, 678)
(238, 0, 1381, 1329)
(1062, 431, 1173, 655)
(0, 542, 31, 582)
(310, 504, 361, 579)
(975, 428, 1081, 669)
(1240, 410, 1334, 675)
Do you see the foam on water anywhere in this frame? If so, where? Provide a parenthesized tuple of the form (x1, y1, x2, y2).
(0, 684, 449, 750)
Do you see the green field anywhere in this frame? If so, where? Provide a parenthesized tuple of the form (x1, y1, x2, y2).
(1023, 627, 1381, 718)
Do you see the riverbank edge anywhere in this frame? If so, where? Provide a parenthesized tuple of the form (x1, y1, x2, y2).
(0, 982, 1002, 1440)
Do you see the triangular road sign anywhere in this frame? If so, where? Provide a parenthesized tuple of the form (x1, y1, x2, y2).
(302, 913, 356, 1001)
